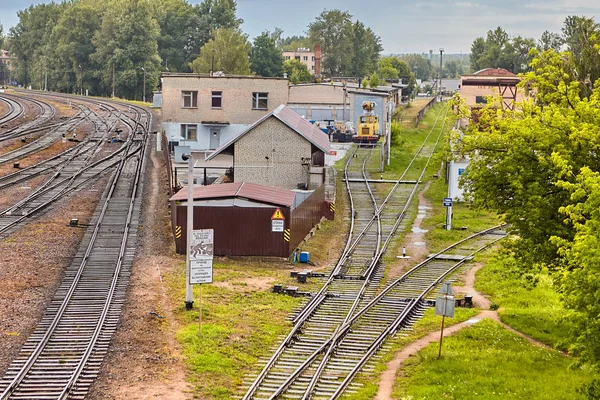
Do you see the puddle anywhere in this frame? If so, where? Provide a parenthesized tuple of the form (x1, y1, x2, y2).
(466, 318, 482, 325)
(418, 205, 432, 210)
(413, 241, 426, 246)
(411, 227, 429, 233)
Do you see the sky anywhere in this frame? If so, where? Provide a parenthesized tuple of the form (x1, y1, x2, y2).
(1, 0, 599, 53)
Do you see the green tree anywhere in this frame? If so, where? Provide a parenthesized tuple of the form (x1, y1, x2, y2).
(470, 37, 486, 71)
(349, 21, 381, 77)
(538, 30, 563, 51)
(469, 27, 536, 73)
(92, 0, 161, 99)
(283, 59, 312, 84)
(378, 57, 398, 79)
(368, 71, 380, 87)
(53, 3, 102, 93)
(454, 51, 600, 396)
(562, 16, 600, 96)
(154, 0, 202, 72)
(280, 35, 311, 51)
(0, 24, 4, 49)
(250, 31, 283, 77)
(308, 9, 354, 76)
(400, 53, 432, 80)
(190, 28, 251, 75)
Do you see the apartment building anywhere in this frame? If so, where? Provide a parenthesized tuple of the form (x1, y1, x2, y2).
(161, 73, 289, 153)
(282, 48, 316, 73)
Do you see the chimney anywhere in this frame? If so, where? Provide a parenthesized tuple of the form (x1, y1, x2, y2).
(314, 44, 321, 77)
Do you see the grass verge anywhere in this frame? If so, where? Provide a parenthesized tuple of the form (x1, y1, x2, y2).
(475, 253, 571, 351)
(392, 319, 594, 400)
(340, 307, 480, 400)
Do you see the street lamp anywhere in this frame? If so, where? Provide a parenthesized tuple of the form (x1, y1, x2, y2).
(439, 48, 444, 100)
(141, 66, 146, 103)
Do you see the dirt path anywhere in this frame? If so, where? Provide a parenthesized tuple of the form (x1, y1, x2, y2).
(88, 132, 191, 399)
(374, 263, 557, 400)
(386, 181, 433, 280)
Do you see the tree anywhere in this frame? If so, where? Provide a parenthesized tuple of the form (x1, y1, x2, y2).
(308, 9, 354, 76)
(283, 59, 312, 84)
(368, 72, 380, 88)
(378, 57, 398, 79)
(190, 28, 251, 75)
(538, 30, 563, 51)
(561, 16, 600, 97)
(280, 34, 311, 51)
(53, 3, 102, 93)
(190, 0, 243, 62)
(92, 0, 162, 99)
(470, 37, 486, 71)
(154, 0, 203, 72)
(443, 60, 463, 78)
(399, 53, 432, 80)
(349, 21, 381, 77)
(453, 50, 600, 395)
(0, 24, 4, 49)
(250, 31, 283, 77)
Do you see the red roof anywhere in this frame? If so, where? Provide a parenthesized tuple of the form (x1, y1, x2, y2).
(169, 181, 296, 207)
(205, 104, 329, 161)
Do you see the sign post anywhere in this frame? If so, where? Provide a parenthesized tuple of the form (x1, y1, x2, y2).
(443, 197, 453, 231)
(189, 228, 214, 336)
(435, 282, 455, 358)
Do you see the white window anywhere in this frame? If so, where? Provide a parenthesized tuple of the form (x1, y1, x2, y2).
(303, 56, 308, 61)
(182, 91, 197, 108)
(252, 92, 268, 110)
(181, 124, 197, 141)
(285, 56, 290, 60)
(312, 56, 315, 61)
(211, 91, 222, 108)
(311, 65, 314, 70)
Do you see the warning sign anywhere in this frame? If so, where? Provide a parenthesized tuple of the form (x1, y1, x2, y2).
(272, 220, 284, 232)
(271, 208, 285, 220)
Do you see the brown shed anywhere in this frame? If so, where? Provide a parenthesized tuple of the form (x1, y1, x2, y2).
(170, 181, 328, 257)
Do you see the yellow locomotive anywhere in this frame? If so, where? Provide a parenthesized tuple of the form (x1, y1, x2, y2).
(353, 101, 380, 143)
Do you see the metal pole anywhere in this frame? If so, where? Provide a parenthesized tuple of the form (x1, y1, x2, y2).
(112, 62, 115, 98)
(446, 205, 452, 231)
(185, 154, 194, 310)
(439, 48, 444, 100)
(199, 284, 203, 336)
(142, 67, 146, 103)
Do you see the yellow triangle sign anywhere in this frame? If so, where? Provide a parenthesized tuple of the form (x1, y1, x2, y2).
(271, 208, 285, 220)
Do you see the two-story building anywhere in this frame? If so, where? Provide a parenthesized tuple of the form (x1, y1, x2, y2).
(160, 73, 289, 154)
(283, 48, 316, 73)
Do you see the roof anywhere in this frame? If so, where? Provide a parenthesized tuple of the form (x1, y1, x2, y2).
(473, 68, 516, 77)
(347, 90, 389, 97)
(161, 72, 288, 81)
(205, 104, 330, 161)
(169, 181, 296, 207)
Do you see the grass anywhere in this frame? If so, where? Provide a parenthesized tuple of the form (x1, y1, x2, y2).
(422, 177, 500, 253)
(395, 98, 436, 128)
(392, 319, 594, 400)
(340, 307, 480, 400)
(166, 259, 304, 399)
(167, 151, 354, 399)
(475, 254, 571, 351)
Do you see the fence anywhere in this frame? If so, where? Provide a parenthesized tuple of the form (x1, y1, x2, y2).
(415, 97, 438, 126)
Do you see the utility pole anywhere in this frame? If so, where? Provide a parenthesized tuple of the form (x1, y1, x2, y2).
(211, 49, 215, 77)
(112, 62, 115, 98)
(439, 48, 444, 100)
(141, 66, 146, 103)
(79, 64, 83, 96)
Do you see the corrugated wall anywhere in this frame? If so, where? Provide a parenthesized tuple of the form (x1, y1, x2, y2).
(289, 184, 326, 252)
(174, 205, 291, 257)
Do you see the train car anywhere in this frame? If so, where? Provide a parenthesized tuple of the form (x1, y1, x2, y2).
(353, 101, 380, 143)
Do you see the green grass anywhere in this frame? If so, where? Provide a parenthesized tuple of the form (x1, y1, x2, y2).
(341, 307, 480, 400)
(166, 260, 302, 399)
(423, 177, 500, 252)
(392, 319, 594, 400)
(475, 254, 571, 351)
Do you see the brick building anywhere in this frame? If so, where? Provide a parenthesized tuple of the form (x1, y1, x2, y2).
(206, 104, 329, 190)
(283, 48, 316, 73)
(160, 73, 289, 153)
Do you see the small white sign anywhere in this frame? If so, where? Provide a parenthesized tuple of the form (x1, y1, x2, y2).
(189, 229, 214, 260)
(190, 259, 213, 284)
(272, 219, 284, 232)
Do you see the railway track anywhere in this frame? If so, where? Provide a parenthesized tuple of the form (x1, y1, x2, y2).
(0, 96, 25, 126)
(0, 94, 56, 140)
(241, 103, 505, 399)
(0, 95, 151, 399)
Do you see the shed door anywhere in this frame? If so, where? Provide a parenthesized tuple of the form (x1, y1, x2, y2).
(210, 129, 221, 150)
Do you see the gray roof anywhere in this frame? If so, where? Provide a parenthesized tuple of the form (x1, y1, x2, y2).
(205, 104, 330, 161)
